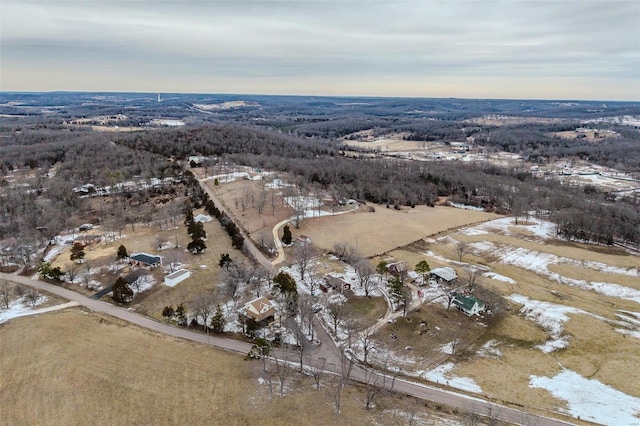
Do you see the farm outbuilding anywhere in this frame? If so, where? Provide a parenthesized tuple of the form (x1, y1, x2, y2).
(164, 269, 191, 287)
(429, 267, 457, 284)
(129, 253, 163, 268)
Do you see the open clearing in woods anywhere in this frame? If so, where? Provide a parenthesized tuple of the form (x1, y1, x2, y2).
(296, 204, 498, 257)
(0, 310, 471, 426)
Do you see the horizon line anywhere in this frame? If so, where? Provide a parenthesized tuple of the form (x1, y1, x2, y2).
(1, 90, 638, 104)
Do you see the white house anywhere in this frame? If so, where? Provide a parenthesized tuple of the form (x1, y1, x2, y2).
(164, 269, 191, 287)
(452, 293, 485, 316)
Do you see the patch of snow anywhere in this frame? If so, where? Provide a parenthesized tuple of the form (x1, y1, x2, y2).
(421, 363, 482, 393)
(449, 202, 484, 211)
(529, 370, 640, 425)
(507, 294, 582, 353)
(471, 242, 640, 304)
(478, 340, 502, 358)
(459, 228, 489, 236)
(0, 295, 48, 323)
(483, 272, 516, 284)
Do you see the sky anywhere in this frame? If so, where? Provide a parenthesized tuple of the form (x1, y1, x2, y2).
(1, 0, 639, 101)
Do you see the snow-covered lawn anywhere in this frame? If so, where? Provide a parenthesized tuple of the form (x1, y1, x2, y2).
(0, 295, 48, 323)
(419, 362, 482, 393)
(530, 369, 640, 426)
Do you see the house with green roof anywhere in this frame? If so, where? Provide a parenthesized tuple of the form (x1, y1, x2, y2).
(452, 293, 484, 316)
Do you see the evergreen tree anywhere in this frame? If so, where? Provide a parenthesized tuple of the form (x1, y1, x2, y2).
(184, 207, 194, 227)
(273, 271, 297, 294)
(231, 233, 244, 250)
(282, 225, 292, 245)
(191, 221, 206, 240)
(112, 277, 133, 303)
(388, 276, 404, 306)
(210, 305, 226, 333)
(37, 261, 64, 282)
(415, 260, 431, 285)
(219, 253, 232, 268)
(175, 303, 188, 326)
(116, 244, 128, 260)
(187, 238, 207, 254)
(70, 243, 85, 263)
(162, 305, 175, 318)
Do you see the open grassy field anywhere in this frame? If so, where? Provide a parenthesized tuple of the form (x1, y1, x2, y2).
(0, 310, 472, 426)
(297, 204, 498, 258)
(369, 216, 640, 420)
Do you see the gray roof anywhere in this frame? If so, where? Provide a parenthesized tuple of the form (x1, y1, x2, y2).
(429, 267, 457, 282)
(166, 269, 190, 280)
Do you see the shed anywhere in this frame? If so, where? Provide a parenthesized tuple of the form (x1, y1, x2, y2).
(164, 269, 191, 287)
(429, 267, 457, 284)
(194, 214, 212, 223)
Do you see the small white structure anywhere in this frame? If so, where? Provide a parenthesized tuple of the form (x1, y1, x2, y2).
(164, 269, 191, 287)
(194, 214, 213, 223)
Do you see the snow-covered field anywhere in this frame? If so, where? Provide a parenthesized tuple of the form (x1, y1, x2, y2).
(530, 370, 640, 425)
(460, 217, 640, 304)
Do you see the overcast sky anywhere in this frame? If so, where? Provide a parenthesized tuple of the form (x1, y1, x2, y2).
(1, 0, 638, 100)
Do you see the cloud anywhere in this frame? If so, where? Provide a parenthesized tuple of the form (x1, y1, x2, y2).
(1, 0, 638, 100)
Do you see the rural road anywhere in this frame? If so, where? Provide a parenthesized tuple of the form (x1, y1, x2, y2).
(1, 272, 575, 426)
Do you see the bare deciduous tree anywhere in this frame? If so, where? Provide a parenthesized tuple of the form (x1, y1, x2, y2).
(310, 357, 326, 390)
(65, 262, 78, 284)
(354, 259, 376, 296)
(294, 241, 315, 281)
(24, 287, 40, 307)
(191, 294, 216, 331)
(1, 281, 11, 309)
(456, 241, 468, 262)
(327, 299, 347, 336)
(273, 353, 292, 398)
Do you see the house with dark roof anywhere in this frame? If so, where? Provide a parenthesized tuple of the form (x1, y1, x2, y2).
(129, 252, 163, 268)
(452, 293, 484, 316)
(387, 261, 407, 277)
(320, 275, 352, 294)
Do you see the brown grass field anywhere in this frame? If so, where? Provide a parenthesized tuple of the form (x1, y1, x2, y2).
(370, 218, 640, 415)
(297, 205, 498, 258)
(0, 310, 471, 425)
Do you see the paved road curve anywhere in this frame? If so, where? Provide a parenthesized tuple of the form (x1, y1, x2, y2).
(1, 272, 575, 426)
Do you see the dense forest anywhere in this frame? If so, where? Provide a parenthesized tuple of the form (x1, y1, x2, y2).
(1, 93, 639, 253)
